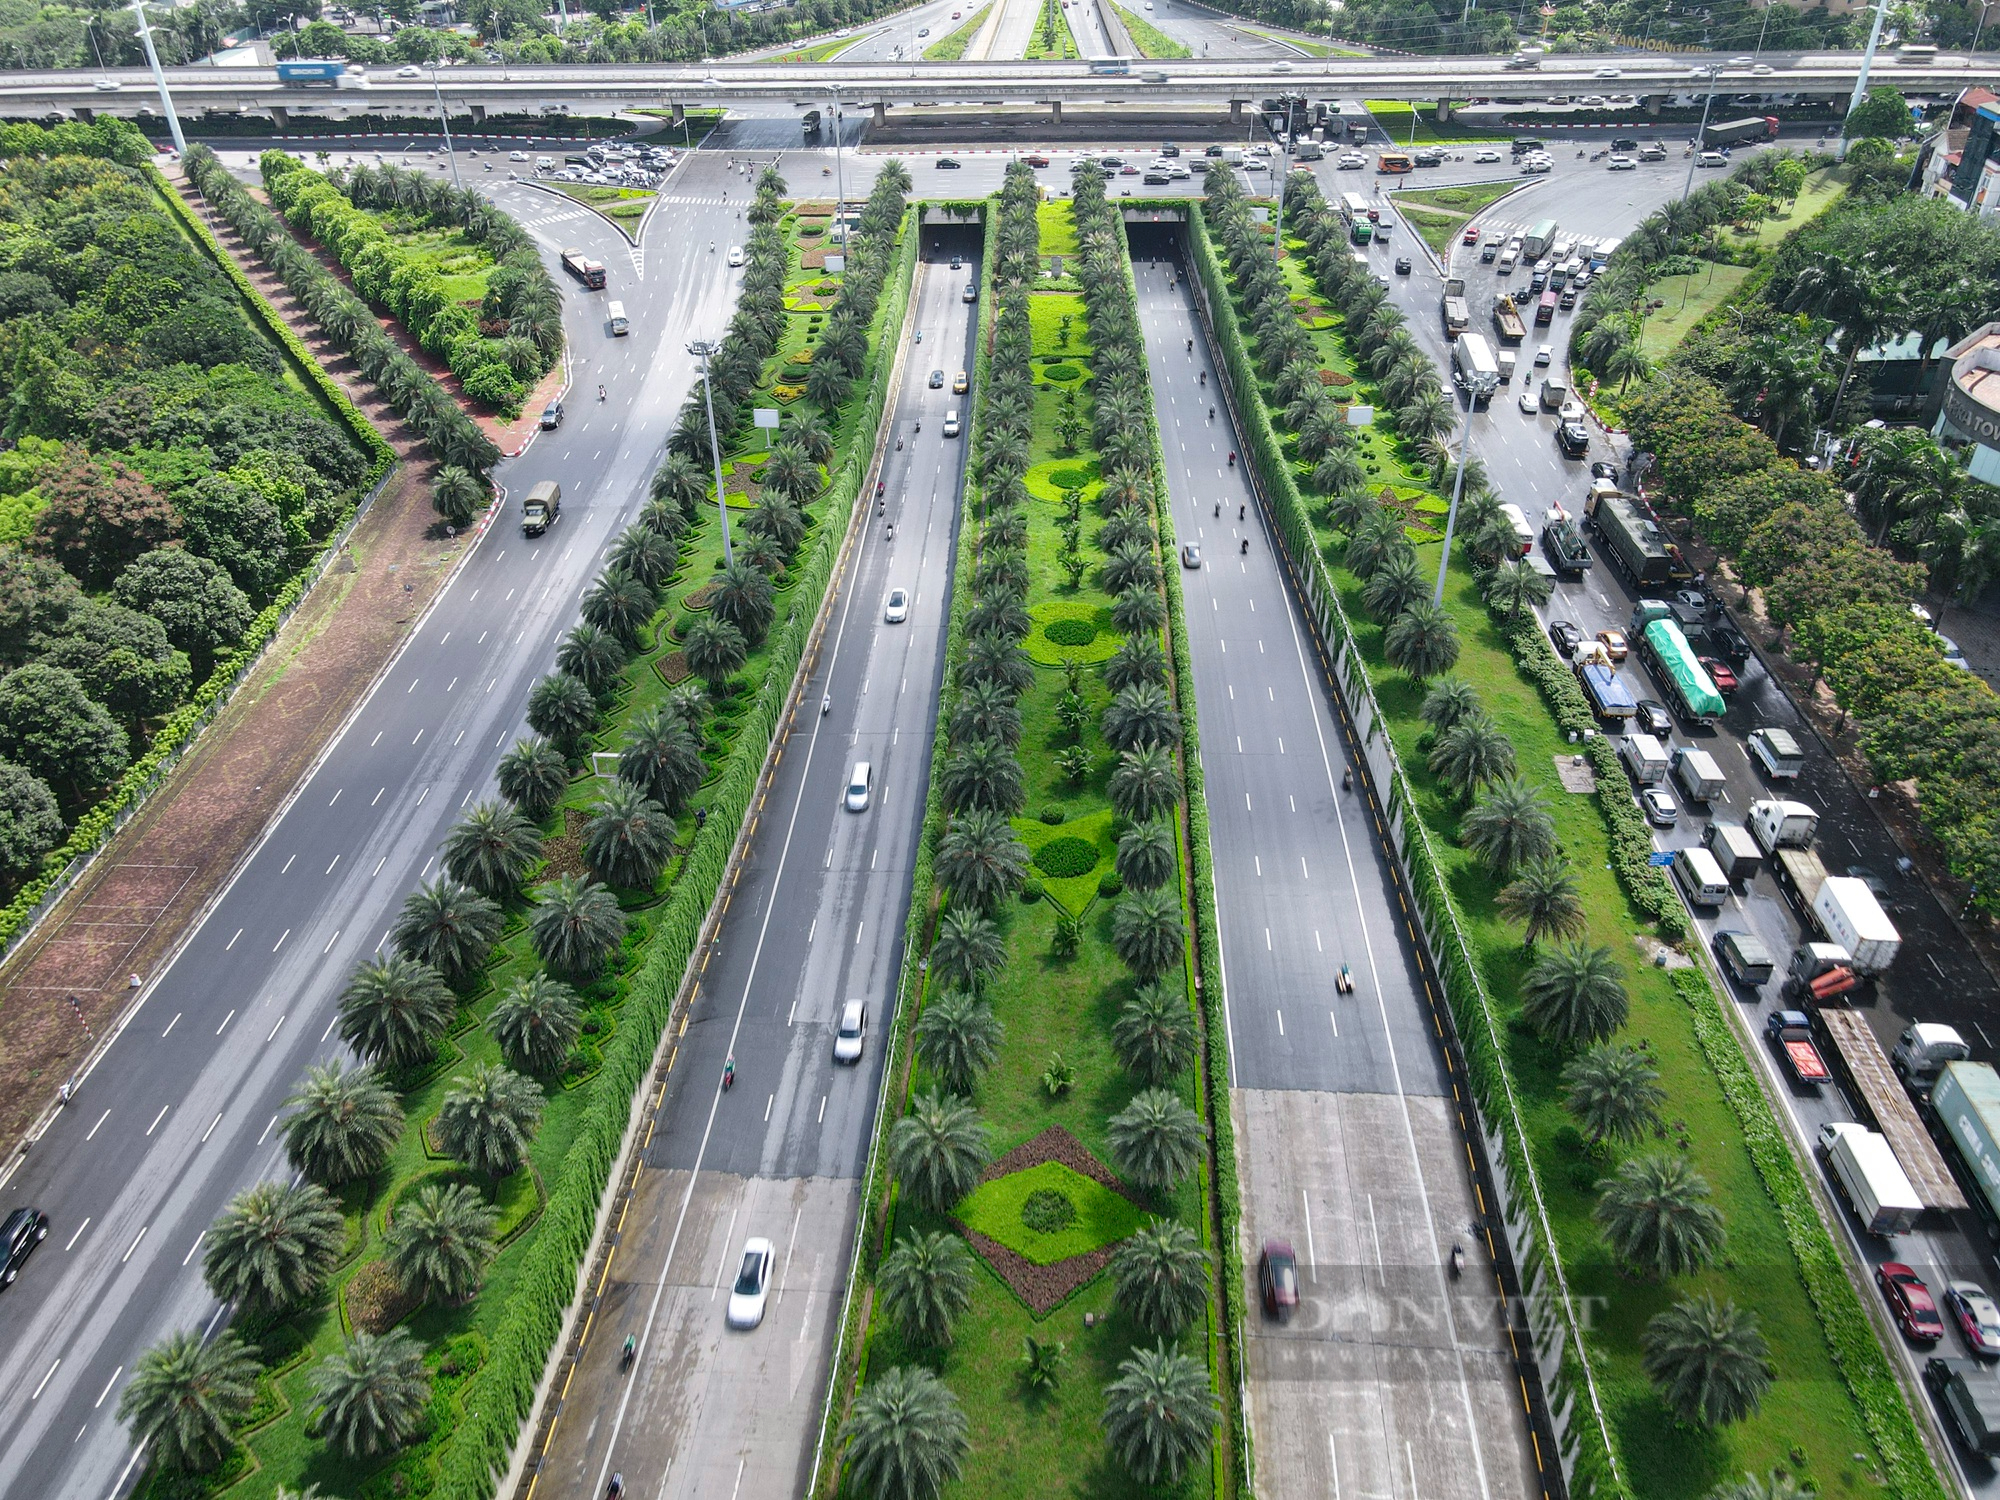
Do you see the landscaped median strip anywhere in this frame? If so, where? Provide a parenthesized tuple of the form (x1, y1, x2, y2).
(1189, 166, 1949, 1500)
(815, 161, 1240, 1500)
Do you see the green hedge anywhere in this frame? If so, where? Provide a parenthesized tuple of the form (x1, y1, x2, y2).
(435, 212, 919, 1500)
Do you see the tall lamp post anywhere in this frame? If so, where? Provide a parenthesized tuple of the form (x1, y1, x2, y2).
(1432, 401, 1475, 607)
(429, 62, 463, 191)
(688, 338, 734, 565)
(1680, 66, 1718, 202)
(1841, 0, 1895, 163)
(131, 0, 186, 156)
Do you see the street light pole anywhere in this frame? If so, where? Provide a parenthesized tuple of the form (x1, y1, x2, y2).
(130, 0, 186, 156)
(1432, 400, 1475, 607)
(688, 338, 734, 566)
(430, 63, 463, 192)
(1975, 0, 1994, 53)
(1680, 68, 1717, 201)
(1841, 0, 1895, 163)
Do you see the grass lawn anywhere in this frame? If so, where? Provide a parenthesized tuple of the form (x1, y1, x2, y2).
(1024, 0, 1081, 60)
(1393, 179, 1527, 222)
(1108, 0, 1190, 58)
(1635, 263, 1753, 362)
(925, 4, 989, 60)
(772, 33, 861, 61)
(1234, 26, 1361, 55)
(544, 182, 654, 237)
(1365, 100, 1510, 145)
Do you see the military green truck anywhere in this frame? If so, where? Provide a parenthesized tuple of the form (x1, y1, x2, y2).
(521, 481, 561, 538)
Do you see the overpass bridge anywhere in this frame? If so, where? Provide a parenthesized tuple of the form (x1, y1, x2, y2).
(16, 51, 1994, 130)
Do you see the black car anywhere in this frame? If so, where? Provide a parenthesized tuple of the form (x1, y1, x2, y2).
(1480, 243, 1499, 262)
(1590, 460, 1620, 482)
(1, 1207, 48, 1286)
(950, 255, 962, 269)
(1205, 144, 1226, 157)
(928, 369, 945, 388)
(1144, 171, 1170, 185)
(1160, 142, 1180, 157)
(539, 400, 564, 431)
(934, 157, 961, 169)
(1394, 256, 1412, 275)
(1413, 148, 1445, 167)
(1259, 1239, 1299, 1321)
(1549, 620, 1583, 657)
(1634, 699, 1673, 738)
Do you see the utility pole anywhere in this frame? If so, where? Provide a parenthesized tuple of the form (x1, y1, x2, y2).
(688, 338, 734, 565)
(130, 0, 186, 156)
(1432, 400, 1475, 607)
(430, 63, 463, 191)
(1680, 67, 1717, 201)
(1842, 0, 1894, 163)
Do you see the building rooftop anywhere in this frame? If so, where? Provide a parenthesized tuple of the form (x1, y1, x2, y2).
(1951, 324, 2000, 422)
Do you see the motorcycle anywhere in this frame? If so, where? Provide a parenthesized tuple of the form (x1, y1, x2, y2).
(620, 1335, 636, 1372)
(1449, 1243, 1465, 1279)
(1227, 452, 1236, 469)
(1239, 537, 1249, 555)
(722, 1058, 736, 1091)
(1342, 768, 1352, 792)
(1335, 963, 1354, 994)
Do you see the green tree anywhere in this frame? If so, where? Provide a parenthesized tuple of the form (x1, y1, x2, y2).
(930, 907, 1006, 991)
(889, 1091, 989, 1214)
(311, 1328, 431, 1458)
(441, 800, 542, 899)
(1362, 549, 1427, 622)
(1419, 677, 1481, 735)
(949, 679, 1023, 748)
(682, 616, 749, 691)
(1844, 84, 1911, 141)
(1596, 1152, 1727, 1277)
(609, 524, 676, 588)
(1107, 1087, 1204, 1192)
(878, 1228, 978, 1347)
(914, 990, 1003, 1096)
(282, 1060, 404, 1187)
(581, 566, 658, 648)
(0, 663, 128, 803)
(712, 559, 776, 645)
(1101, 1342, 1218, 1486)
(1384, 600, 1460, 680)
(1104, 635, 1167, 694)
(1460, 780, 1556, 875)
(392, 877, 502, 986)
(526, 671, 598, 754)
(1427, 714, 1516, 801)
(557, 622, 628, 697)
(430, 464, 486, 528)
(113, 547, 253, 662)
(497, 735, 571, 822)
(338, 953, 454, 1071)
(1110, 584, 1166, 637)
(936, 807, 1030, 910)
(118, 1329, 259, 1473)
(1115, 819, 1177, 891)
(1483, 559, 1553, 621)
(1497, 856, 1588, 945)
(840, 1366, 969, 1500)
(1110, 1218, 1209, 1338)
(202, 1180, 344, 1317)
(1643, 1295, 1772, 1426)
(436, 1062, 544, 1179)
(1522, 942, 1627, 1043)
(1563, 1042, 1666, 1145)
(385, 1181, 498, 1304)
(488, 972, 582, 1075)
(584, 780, 675, 890)
(1102, 681, 1181, 752)
(1113, 980, 1198, 1085)
(1112, 887, 1185, 979)
(530, 874, 627, 982)
(940, 737, 1027, 816)
(0, 759, 60, 881)
(1345, 505, 1411, 580)
(1109, 745, 1180, 821)
(618, 704, 706, 816)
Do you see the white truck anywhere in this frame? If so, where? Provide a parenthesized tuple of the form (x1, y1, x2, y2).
(1619, 732, 1669, 786)
(1748, 726, 1804, 779)
(1894, 1023, 1971, 1082)
(1818, 1121, 1922, 1236)
(1451, 333, 1500, 404)
(1505, 45, 1544, 68)
(1748, 798, 1817, 854)
(1672, 746, 1725, 803)
(1441, 277, 1470, 338)
(1814, 875, 1901, 976)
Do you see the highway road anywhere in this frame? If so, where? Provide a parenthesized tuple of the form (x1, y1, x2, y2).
(1366, 150, 2000, 1494)
(1131, 0, 1305, 60)
(0, 153, 748, 1498)
(1130, 238, 1546, 1500)
(529, 230, 975, 1500)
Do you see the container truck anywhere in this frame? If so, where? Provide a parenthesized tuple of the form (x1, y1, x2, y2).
(1772, 845, 1830, 911)
(1926, 1358, 2000, 1456)
(1619, 732, 1669, 785)
(1441, 277, 1470, 339)
(1577, 659, 1636, 720)
(1819, 1010, 1968, 1213)
(1713, 927, 1775, 985)
(1817, 1121, 1923, 1236)
(1586, 492, 1693, 590)
(1672, 746, 1725, 803)
(1766, 1010, 1831, 1082)
(1814, 876, 1901, 975)
(1701, 114, 1780, 148)
(1504, 45, 1544, 67)
(1748, 798, 1817, 854)
(276, 59, 348, 85)
(1491, 296, 1527, 344)
(1450, 333, 1499, 404)
(1638, 618, 1725, 725)
(1934, 1061, 2000, 1225)
(1704, 821, 1762, 883)
(1895, 1023, 1971, 1082)
(1748, 726, 1804, 779)
(1542, 517, 1591, 577)
(561, 247, 607, 290)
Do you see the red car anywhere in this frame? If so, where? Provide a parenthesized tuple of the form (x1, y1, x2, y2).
(1023, 155, 1051, 168)
(1879, 1262, 1945, 1343)
(1463, 224, 1481, 244)
(1699, 656, 1739, 695)
(1259, 1239, 1299, 1321)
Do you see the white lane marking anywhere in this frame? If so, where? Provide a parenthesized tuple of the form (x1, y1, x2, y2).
(93, 1368, 122, 1409)
(64, 1219, 89, 1251)
(202, 1113, 222, 1143)
(224, 927, 241, 951)
(33, 1360, 59, 1399)
(1329, 1009, 1339, 1037)
(86, 1110, 110, 1140)
(145, 1107, 168, 1137)
(121, 1227, 147, 1263)
(272, 929, 290, 953)
(1276, 1009, 1285, 1036)
(182, 1233, 204, 1266)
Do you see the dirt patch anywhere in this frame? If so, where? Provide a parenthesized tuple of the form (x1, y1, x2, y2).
(954, 1126, 1143, 1315)
(0, 169, 473, 1152)
(541, 807, 591, 881)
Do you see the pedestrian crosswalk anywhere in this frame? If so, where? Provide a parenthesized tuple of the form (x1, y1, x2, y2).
(517, 206, 592, 230)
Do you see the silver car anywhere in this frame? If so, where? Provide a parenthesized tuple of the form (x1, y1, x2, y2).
(834, 999, 867, 1063)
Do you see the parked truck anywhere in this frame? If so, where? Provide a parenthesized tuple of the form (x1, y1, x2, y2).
(1767, 1010, 1832, 1083)
(1933, 1060, 2000, 1226)
(1895, 1023, 1971, 1082)
(1748, 798, 1817, 854)
(1702, 114, 1780, 148)
(561, 247, 607, 290)
(1450, 332, 1499, 404)
(1818, 1121, 1924, 1235)
(1542, 517, 1591, 577)
(1748, 726, 1804, 779)
(1704, 821, 1763, 883)
(1672, 746, 1726, 803)
(1585, 490, 1695, 590)
(1815, 876, 1901, 975)
(1442, 277, 1470, 339)
(520, 481, 561, 537)
(1491, 295, 1527, 345)
(1926, 1358, 2000, 1456)
(1577, 658, 1636, 720)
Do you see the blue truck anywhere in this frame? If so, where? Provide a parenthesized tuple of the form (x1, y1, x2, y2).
(276, 59, 348, 86)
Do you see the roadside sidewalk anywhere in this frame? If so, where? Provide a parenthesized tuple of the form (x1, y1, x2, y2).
(0, 173, 470, 1159)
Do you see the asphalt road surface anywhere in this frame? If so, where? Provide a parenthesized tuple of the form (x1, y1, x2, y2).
(0, 151, 746, 1499)
(1136, 0, 1304, 59)
(1129, 237, 1544, 1500)
(531, 233, 975, 1500)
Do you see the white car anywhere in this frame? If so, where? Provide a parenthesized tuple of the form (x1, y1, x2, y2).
(1338, 153, 1366, 169)
(1594, 65, 1621, 77)
(1473, 148, 1501, 163)
(396, 64, 423, 77)
(726, 245, 746, 266)
(1726, 55, 1753, 66)
(1518, 389, 1539, 415)
(725, 1238, 774, 1328)
(1577, 94, 1608, 107)
(884, 587, 909, 623)
(93, 77, 121, 90)
(1641, 788, 1679, 827)
(508, 150, 529, 162)
(1751, 62, 1775, 75)
(1534, 343, 1554, 367)
(1607, 154, 1636, 170)
(833, 998, 867, 1063)
(1698, 150, 1727, 168)
(1559, 399, 1587, 423)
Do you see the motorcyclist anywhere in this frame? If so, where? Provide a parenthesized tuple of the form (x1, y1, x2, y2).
(1208, 405, 1215, 421)
(1199, 370, 1206, 387)
(1227, 451, 1236, 468)
(1240, 537, 1248, 554)
(1239, 504, 1245, 521)
(621, 1335, 636, 1369)
(1186, 337, 1193, 353)
(597, 384, 606, 402)
(722, 1057, 735, 1090)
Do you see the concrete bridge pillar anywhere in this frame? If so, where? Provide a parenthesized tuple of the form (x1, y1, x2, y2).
(72, 106, 93, 123)
(268, 105, 290, 128)
(1051, 99, 1063, 123)
(469, 103, 486, 123)
(1643, 94, 1662, 117)
(671, 102, 685, 126)
(1434, 98, 1451, 123)
(873, 100, 887, 125)
(1229, 98, 1243, 125)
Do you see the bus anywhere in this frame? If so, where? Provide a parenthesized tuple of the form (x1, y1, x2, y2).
(1523, 218, 1559, 258)
(1087, 56, 1130, 75)
(1894, 42, 1937, 63)
(1376, 151, 1413, 174)
(1339, 191, 1373, 243)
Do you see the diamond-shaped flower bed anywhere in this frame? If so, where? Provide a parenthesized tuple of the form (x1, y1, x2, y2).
(953, 1127, 1145, 1313)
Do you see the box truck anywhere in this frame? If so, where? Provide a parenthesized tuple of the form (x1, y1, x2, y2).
(521, 481, 561, 537)
(1703, 821, 1762, 884)
(1748, 798, 1817, 853)
(1814, 876, 1901, 976)
(1748, 726, 1804, 779)
(1441, 277, 1470, 339)
(1926, 1358, 2000, 1456)
(1818, 1121, 1923, 1236)
(1934, 1061, 2000, 1225)
(1672, 746, 1726, 803)
(1619, 732, 1669, 786)
(1451, 333, 1500, 403)
(1895, 1023, 1971, 1082)
(1715, 928, 1775, 986)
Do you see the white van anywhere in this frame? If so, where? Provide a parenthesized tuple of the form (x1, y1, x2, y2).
(1672, 845, 1730, 908)
(1498, 503, 1533, 557)
(845, 761, 872, 812)
(607, 300, 629, 336)
(942, 409, 961, 438)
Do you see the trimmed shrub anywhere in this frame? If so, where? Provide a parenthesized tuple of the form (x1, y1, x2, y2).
(1032, 836, 1099, 879)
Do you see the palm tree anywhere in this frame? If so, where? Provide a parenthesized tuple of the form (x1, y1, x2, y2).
(878, 1229, 978, 1347)
(1461, 781, 1556, 875)
(1595, 1153, 1727, 1277)
(1604, 338, 1654, 394)
(929, 907, 1006, 991)
(1563, 1042, 1666, 1145)
(940, 738, 1027, 816)
(936, 807, 1031, 909)
(584, 781, 675, 890)
(914, 990, 1003, 1096)
(1101, 1341, 1218, 1486)
(283, 1060, 405, 1187)
(526, 672, 599, 754)
(118, 1329, 259, 1473)
(1111, 1218, 1210, 1337)
(1102, 682, 1181, 752)
(202, 1180, 343, 1317)
(1112, 888, 1185, 979)
(889, 1092, 989, 1214)
(1384, 601, 1461, 680)
(488, 973, 583, 1075)
(609, 525, 676, 589)
(1498, 857, 1589, 945)
(436, 1062, 544, 1179)
(1399, 387, 1457, 446)
(1111, 584, 1166, 638)
(1109, 745, 1180, 821)
(1427, 714, 1516, 802)
(1418, 677, 1480, 735)
(965, 590, 1032, 643)
(581, 566, 658, 648)
(311, 1328, 431, 1459)
(618, 705, 705, 816)
(760, 440, 820, 504)
(682, 616, 749, 692)
(949, 679, 1022, 748)
(1522, 942, 1627, 1044)
(840, 1365, 969, 1500)
(430, 465, 486, 528)
(1362, 550, 1427, 622)
(1484, 559, 1553, 622)
(637, 497, 690, 544)
(530, 874, 628, 983)
(441, 801, 542, 900)
(557, 622, 629, 697)
(338, 954, 454, 1071)
(385, 1181, 498, 1304)
(1115, 820, 1177, 891)
(1312, 448, 1366, 499)
(712, 559, 777, 645)
(1104, 636, 1167, 694)
(392, 877, 502, 987)
(1113, 981, 1197, 1085)
(1107, 1087, 1204, 1191)
(1644, 1295, 1771, 1427)
(1345, 505, 1410, 580)
(497, 736, 571, 822)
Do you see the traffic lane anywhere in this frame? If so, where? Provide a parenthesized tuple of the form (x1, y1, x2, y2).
(1142, 0, 1296, 58)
